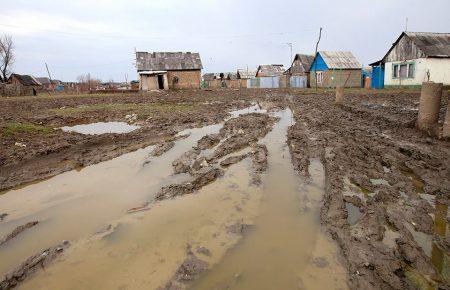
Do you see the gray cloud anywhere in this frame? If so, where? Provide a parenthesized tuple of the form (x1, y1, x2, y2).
(1, 0, 449, 81)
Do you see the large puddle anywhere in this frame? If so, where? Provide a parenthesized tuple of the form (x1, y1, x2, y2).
(60, 121, 140, 134)
(0, 107, 348, 290)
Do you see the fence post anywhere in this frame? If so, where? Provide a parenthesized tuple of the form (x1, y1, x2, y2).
(443, 97, 450, 139)
(335, 86, 344, 104)
(417, 82, 442, 136)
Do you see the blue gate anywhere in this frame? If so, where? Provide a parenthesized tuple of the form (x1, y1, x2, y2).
(371, 66, 384, 89)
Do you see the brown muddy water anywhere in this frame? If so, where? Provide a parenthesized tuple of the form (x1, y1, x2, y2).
(0, 107, 348, 290)
(60, 121, 140, 134)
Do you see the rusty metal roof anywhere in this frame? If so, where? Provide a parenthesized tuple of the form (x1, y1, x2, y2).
(405, 32, 450, 57)
(136, 52, 203, 71)
(319, 51, 361, 69)
(256, 65, 285, 77)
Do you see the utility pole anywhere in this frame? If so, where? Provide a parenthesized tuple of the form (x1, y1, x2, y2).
(314, 27, 323, 91)
(286, 43, 293, 65)
(45, 62, 52, 82)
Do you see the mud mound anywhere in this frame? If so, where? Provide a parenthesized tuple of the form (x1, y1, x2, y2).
(0, 240, 70, 290)
(0, 221, 38, 246)
(156, 167, 224, 200)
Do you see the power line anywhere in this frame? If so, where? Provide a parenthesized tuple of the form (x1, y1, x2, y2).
(0, 23, 317, 40)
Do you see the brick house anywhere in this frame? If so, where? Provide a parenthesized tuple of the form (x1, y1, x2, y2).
(136, 52, 203, 90)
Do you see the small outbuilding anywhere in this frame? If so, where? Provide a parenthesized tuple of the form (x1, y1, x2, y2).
(310, 51, 362, 88)
(8, 74, 41, 95)
(371, 32, 450, 88)
(285, 54, 315, 88)
(136, 52, 203, 90)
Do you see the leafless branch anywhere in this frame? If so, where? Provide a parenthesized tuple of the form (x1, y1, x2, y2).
(0, 34, 14, 83)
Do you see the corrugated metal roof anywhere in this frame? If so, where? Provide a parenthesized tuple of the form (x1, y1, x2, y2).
(319, 51, 361, 69)
(406, 32, 450, 57)
(136, 52, 203, 71)
(237, 69, 256, 79)
(256, 65, 285, 77)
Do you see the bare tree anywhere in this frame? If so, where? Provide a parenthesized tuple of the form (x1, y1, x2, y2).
(0, 35, 14, 83)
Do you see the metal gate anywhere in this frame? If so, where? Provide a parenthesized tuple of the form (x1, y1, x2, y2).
(289, 76, 307, 88)
(259, 77, 280, 88)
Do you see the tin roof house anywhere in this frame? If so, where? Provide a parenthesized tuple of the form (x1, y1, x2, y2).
(370, 32, 450, 88)
(136, 52, 203, 90)
(310, 51, 362, 88)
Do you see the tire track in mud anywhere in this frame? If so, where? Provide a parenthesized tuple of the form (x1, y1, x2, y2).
(288, 95, 450, 290)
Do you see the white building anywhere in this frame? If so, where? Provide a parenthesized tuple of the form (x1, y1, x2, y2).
(378, 32, 450, 87)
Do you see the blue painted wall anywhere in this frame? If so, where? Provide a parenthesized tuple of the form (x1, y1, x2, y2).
(310, 53, 329, 71)
(371, 66, 384, 89)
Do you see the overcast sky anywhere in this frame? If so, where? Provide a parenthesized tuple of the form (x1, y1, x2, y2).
(1, 0, 449, 82)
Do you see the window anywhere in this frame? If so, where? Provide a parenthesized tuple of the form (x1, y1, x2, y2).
(392, 62, 415, 79)
(408, 63, 415, 78)
(317, 71, 323, 83)
(393, 65, 399, 78)
(399, 64, 408, 78)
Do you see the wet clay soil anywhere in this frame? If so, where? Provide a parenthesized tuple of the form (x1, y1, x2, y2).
(1, 89, 449, 290)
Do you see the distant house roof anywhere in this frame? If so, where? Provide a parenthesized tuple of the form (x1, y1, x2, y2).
(316, 51, 361, 69)
(36, 77, 51, 85)
(286, 54, 315, 74)
(203, 73, 215, 81)
(136, 52, 203, 71)
(237, 69, 256, 79)
(9, 74, 41, 86)
(256, 65, 285, 77)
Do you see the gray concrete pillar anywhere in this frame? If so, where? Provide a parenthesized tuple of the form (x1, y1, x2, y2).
(417, 82, 442, 135)
(443, 98, 450, 139)
(335, 87, 344, 104)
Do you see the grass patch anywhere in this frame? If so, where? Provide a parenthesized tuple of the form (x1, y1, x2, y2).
(2, 122, 54, 136)
(47, 103, 197, 119)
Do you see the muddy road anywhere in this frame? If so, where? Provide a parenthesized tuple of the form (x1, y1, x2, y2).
(0, 89, 449, 290)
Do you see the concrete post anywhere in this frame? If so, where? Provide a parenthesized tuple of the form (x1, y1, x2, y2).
(335, 86, 344, 104)
(417, 82, 442, 135)
(443, 98, 450, 139)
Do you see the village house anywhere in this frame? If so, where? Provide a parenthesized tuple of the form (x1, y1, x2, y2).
(7, 74, 41, 95)
(136, 52, 203, 90)
(237, 69, 256, 80)
(370, 32, 450, 88)
(285, 54, 315, 88)
(310, 51, 362, 88)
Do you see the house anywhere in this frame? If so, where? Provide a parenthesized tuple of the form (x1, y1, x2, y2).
(285, 54, 314, 76)
(255, 65, 285, 77)
(371, 32, 450, 88)
(285, 54, 314, 88)
(136, 51, 203, 90)
(8, 74, 41, 95)
(310, 51, 362, 88)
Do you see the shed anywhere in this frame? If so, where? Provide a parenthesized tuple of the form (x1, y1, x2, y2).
(310, 51, 362, 88)
(237, 69, 256, 79)
(8, 74, 41, 95)
(372, 32, 450, 87)
(136, 52, 203, 90)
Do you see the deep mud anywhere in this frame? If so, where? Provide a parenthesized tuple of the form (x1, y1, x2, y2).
(1, 89, 449, 290)
(287, 90, 450, 290)
(0, 240, 70, 290)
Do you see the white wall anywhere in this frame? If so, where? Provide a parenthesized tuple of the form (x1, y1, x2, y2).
(385, 58, 450, 86)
